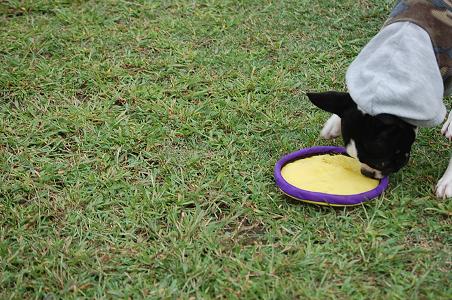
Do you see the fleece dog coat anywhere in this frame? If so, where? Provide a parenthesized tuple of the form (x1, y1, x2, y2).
(346, 0, 451, 127)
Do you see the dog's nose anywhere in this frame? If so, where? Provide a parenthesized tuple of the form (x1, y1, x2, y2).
(361, 168, 376, 178)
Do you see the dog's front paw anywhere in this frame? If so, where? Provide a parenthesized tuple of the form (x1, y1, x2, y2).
(441, 111, 452, 141)
(436, 162, 452, 198)
(436, 177, 452, 198)
(321, 114, 341, 139)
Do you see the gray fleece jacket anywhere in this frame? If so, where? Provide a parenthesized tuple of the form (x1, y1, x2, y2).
(346, 22, 449, 127)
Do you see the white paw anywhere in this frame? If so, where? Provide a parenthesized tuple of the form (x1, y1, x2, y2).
(436, 160, 452, 199)
(441, 111, 452, 141)
(320, 114, 341, 139)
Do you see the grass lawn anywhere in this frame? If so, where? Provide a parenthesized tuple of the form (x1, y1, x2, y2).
(1, 0, 451, 298)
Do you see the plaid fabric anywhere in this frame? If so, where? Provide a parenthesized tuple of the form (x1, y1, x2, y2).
(385, 0, 452, 92)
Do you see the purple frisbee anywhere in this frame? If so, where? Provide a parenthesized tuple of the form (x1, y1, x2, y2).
(274, 146, 389, 206)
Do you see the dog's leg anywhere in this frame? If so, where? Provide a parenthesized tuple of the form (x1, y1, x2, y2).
(441, 111, 452, 140)
(437, 112, 452, 198)
(436, 158, 452, 198)
(321, 114, 341, 139)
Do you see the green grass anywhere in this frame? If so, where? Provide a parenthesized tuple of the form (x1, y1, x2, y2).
(0, 0, 451, 298)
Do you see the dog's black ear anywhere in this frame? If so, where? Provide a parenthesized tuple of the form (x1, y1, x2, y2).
(306, 92, 356, 116)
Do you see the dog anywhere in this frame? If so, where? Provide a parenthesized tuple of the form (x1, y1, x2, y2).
(307, 0, 451, 198)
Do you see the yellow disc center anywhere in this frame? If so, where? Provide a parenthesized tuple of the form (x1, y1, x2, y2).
(281, 154, 379, 195)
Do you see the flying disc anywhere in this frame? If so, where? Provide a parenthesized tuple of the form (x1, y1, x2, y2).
(274, 146, 389, 206)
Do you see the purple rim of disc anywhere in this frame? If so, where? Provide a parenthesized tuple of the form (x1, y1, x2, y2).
(274, 146, 389, 205)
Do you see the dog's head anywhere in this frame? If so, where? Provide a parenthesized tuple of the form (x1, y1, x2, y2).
(307, 91, 416, 179)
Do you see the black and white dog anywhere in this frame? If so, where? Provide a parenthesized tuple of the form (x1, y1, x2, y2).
(307, 92, 451, 198)
(306, 2, 451, 198)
